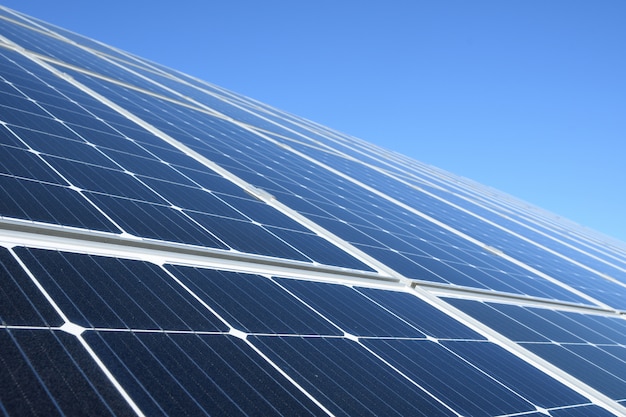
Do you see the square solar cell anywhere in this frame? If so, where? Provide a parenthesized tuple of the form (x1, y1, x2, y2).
(0, 175, 120, 233)
(361, 338, 537, 416)
(0, 329, 135, 416)
(84, 331, 326, 417)
(0, 247, 62, 327)
(84, 192, 229, 247)
(356, 287, 485, 340)
(275, 278, 425, 337)
(166, 265, 343, 335)
(14, 247, 228, 331)
(250, 335, 456, 417)
(442, 340, 589, 409)
(187, 212, 311, 261)
(0, 144, 66, 184)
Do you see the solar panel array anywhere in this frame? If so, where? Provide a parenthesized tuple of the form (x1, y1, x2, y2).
(1, 6, 626, 416)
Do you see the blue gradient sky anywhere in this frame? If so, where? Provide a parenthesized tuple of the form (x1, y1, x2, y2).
(4, 1, 626, 242)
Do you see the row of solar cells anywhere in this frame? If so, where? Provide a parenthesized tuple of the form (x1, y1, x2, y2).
(1, 245, 620, 416)
(0, 48, 372, 271)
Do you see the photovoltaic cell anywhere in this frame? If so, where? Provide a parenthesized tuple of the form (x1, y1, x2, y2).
(85, 192, 230, 248)
(249, 336, 456, 417)
(361, 338, 537, 416)
(7, 125, 121, 169)
(14, 247, 228, 331)
(0, 247, 62, 327)
(184, 212, 311, 261)
(441, 340, 589, 409)
(522, 343, 626, 401)
(84, 332, 326, 417)
(0, 329, 134, 416)
(0, 175, 120, 232)
(550, 405, 618, 417)
(355, 287, 485, 340)
(165, 265, 342, 335)
(274, 279, 425, 337)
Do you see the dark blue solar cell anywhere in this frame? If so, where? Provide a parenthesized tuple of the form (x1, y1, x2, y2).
(591, 319, 626, 344)
(526, 308, 617, 345)
(15, 247, 228, 331)
(43, 103, 109, 129)
(305, 214, 383, 246)
(489, 304, 586, 344)
(136, 143, 214, 172)
(444, 261, 521, 294)
(13, 84, 86, 111)
(444, 298, 550, 342)
(85, 332, 326, 417)
(550, 405, 619, 417)
(0, 329, 134, 416)
(139, 177, 247, 218)
(510, 274, 591, 305)
(0, 123, 26, 147)
(566, 344, 626, 384)
(598, 345, 626, 367)
(0, 175, 120, 233)
(356, 287, 485, 340)
(0, 99, 49, 118)
(0, 80, 20, 96)
(361, 339, 536, 416)
(165, 265, 342, 335)
(354, 243, 449, 281)
(175, 166, 251, 198)
(315, 201, 370, 227)
(5, 114, 83, 140)
(85, 192, 228, 248)
(522, 342, 626, 400)
(218, 194, 310, 232)
(408, 254, 490, 288)
(250, 336, 456, 417)
(186, 212, 310, 261)
(8, 125, 120, 169)
(66, 123, 155, 156)
(99, 148, 198, 185)
(0, 144, 65, 184)
(267, 226, 375, 271)
(353, 227, 421, 254)
(0, 106, 58, 130)
(577, 284, 626, 311)
(271, 192, 332, 218)
(442, 340, 589, 409)
(43, 156, 166, 204)
(0, 247, 62, 327)
(275, 279, 424, 337)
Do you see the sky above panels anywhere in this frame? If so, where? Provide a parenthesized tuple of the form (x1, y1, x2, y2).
(3, 1, 626, 243)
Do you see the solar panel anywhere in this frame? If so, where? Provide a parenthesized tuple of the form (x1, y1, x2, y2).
(2, 5, 626, 416)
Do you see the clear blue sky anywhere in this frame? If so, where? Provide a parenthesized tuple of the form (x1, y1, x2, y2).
(4, 1, 626, 243)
